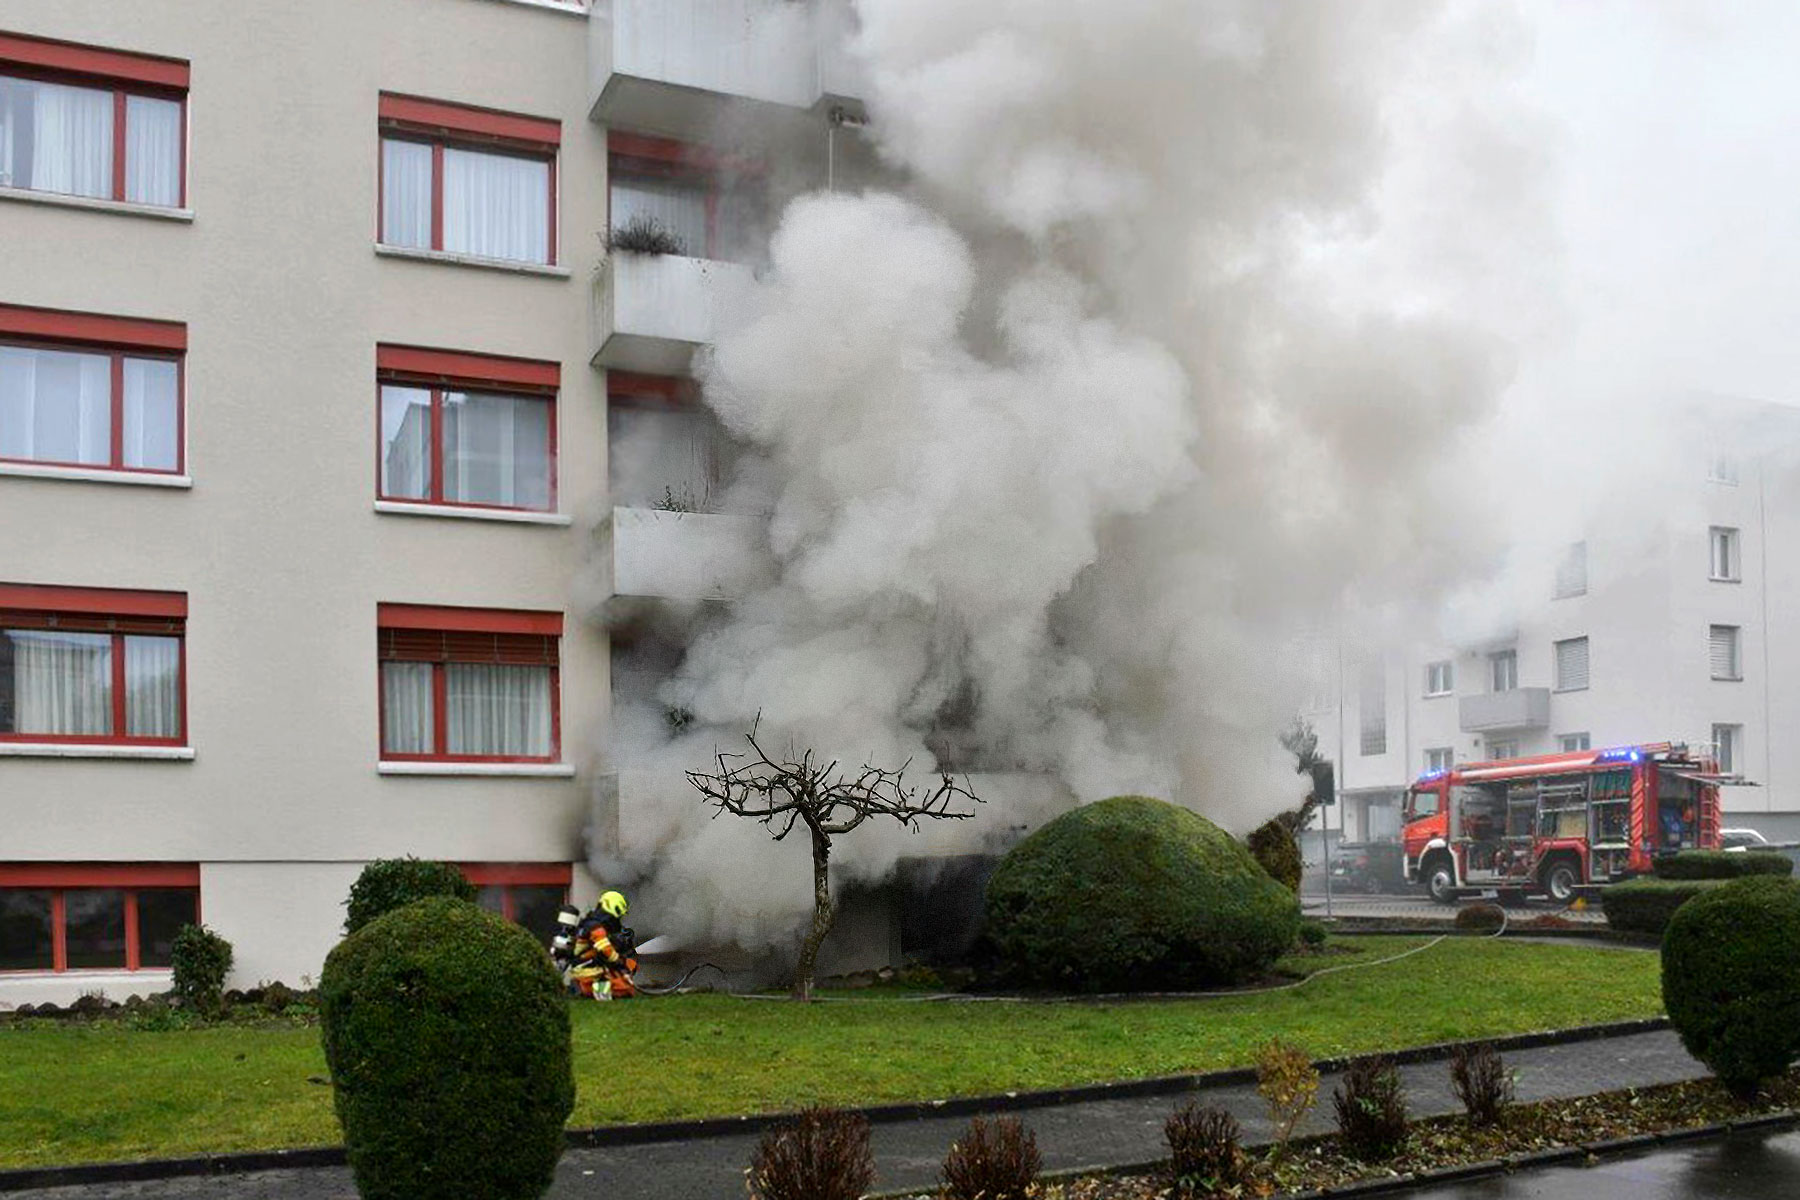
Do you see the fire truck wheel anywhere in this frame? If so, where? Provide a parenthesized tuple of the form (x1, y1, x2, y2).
(1541, 859, 1580, 904)
(1424, 857, 1457, 905)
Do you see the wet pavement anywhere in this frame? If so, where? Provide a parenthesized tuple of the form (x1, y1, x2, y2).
(1299, 891, 1608, 924)
(1401, 1127, 1800, 1198)
(2, 1023, 1706, 1200)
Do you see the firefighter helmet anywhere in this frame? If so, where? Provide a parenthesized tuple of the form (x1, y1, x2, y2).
(598, 890, 629, 918)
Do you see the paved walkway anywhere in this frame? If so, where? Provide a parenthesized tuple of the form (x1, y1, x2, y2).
(1394, 1127, 1800, 1199)
(5, 1026, 1708, 1200)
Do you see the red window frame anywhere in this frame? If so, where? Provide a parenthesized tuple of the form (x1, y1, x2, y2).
(0, 863, 200, 973)
(375, 344, 559, 513)
(0, 583, 188, 746)
(0, 303, 187, 476)
(606, 132, 762, 262)
(377, 603, 563, 763)
(377, 92, 560, 264)
(0, 31, 190, 208)
(460, 862, 572, 922)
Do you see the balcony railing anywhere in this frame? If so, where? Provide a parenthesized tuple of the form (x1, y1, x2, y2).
(605, 505, 770, 601)
(1459, 688, 1552, 733)
(594, 252, 755, 374)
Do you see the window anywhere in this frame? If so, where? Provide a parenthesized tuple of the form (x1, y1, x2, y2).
(0, 583, 185, 745)
(1713, 724, 1741, 773)
(1553, 540, 1587, 599)
(0, 864, 198, 972)
(1422, 660, 1453, 697)
(462, 863, 570, 948)
(378, 93, 558, 266)
(1710, 526, 1740, 581)
(377, 345, 556, 512)
(1358, 662, 1386, 757)
(1488, 739, 1519, 761)
(378, 604, 562, 762)
(608, 132, 762, 263)
(1553, 636, 1589, 692)
(607, 371, 729, 511)
(1424, 747, 1453, 773)
(0, 33, 187, 208)
(1559, 732, 1591, 753)
(0, 304, 184, 475)
(1489, 649, 1517, 692)
(1710, 624, 1742, 681)
(1709, 451, 1739, 485)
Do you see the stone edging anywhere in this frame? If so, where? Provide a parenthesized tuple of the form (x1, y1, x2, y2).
(0, 1016, 1672, 1193)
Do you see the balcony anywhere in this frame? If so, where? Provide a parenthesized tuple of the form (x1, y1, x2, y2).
(590, 0, 861, 140)
(604, 506, 770, 601)
(594, 252, 755, 374)
(1459, 688, 1552, 733)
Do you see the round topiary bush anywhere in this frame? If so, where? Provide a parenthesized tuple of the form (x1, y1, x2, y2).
(984, 796, 1300, 991)
(343, 857, 476, 935)
(1662, 876, 1800, 1096)
(1247, 819, 1302, 892)
(320, 896, 574, 1200)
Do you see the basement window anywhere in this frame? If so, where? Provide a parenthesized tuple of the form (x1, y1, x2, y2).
(0, 864, 199, 972)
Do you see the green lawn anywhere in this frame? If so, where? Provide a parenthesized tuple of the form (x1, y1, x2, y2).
(0, 937, 1662, 1169)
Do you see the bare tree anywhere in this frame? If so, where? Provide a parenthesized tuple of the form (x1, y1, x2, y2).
(688, 724, 979, 1000)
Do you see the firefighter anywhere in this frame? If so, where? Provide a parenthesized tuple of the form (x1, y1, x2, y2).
(567, 890, 638, 1000)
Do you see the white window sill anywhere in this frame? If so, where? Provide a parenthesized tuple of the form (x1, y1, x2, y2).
(379, 761, 576, 778)
(375, 244, 571, 278)
(0, 185, 193, 223)
(1710, 576, 1742, 584)
(0, 744, 194, 761)
(480, 0, 588, 15)
(0, 462, 192, 488)
(375, 500, 572, 526)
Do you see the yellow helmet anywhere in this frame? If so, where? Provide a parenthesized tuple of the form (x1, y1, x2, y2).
(598, 890, 628, 918)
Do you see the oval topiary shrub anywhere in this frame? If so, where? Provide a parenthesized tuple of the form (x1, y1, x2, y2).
(343, 857, 477, 935)
(1652, 850, 1794, 881)
(1247, 819, 1302, 892)
(1662, 876, 1800, 1095)
(321, 896, 574, 1200)
(984, 796, 1300, 991)
(170, 924, 233, 1014)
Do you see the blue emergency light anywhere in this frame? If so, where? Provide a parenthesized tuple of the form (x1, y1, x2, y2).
(1594, 747, 1642, 764)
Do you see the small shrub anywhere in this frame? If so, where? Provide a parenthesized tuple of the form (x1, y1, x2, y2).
(1164, 1102, 1243, 1197)
(607, 213, 687, 256)
(260, 981, 297, 1014)
(1255, 1038, 1319, 1159)
(1332, 1056, 1408, 1160)
(1454, 903, 1505, 933)
(940, 1115, 1040, 1200)
(343, 857, 475, 934)
(1449, 1042, 1513, 1126)
(1601, 878, 1727, 936)
(170, 924, 232, 1014)
(1662, 876, 1800, 1096)
(1248, 818, 1302, 892)
(748, 1106, 874, 1200)
(1653, 850, 1794, 880)
(1297, 919, 1328, 948)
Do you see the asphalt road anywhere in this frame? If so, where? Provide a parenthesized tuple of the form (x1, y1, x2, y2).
(1400, 1127, 1800, 1198)
(1299, 889, 1608, 923)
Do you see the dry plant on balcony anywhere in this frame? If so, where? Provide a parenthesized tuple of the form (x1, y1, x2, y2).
(607, 213, 688, 256)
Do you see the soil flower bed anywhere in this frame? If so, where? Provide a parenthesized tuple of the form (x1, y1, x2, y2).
(888, 1070, 1800, 1199)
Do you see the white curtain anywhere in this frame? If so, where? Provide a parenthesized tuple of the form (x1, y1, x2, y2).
(610, 176, 708, 258)
(442, 390, 550, 509)
(443, 147, 549, 264)
(30, 79, 112, 198)
(381, 138, 432, 249)
(124, 95, 181, 206)
(122, 358, 179, 471)
(0, 346, 111, 466)
(381, 662, 434, 754)
(379, 385, 432, 499)
(446, 664, 551, 756)
(124, 636, 181, 738)
(8, 630, 112, 736)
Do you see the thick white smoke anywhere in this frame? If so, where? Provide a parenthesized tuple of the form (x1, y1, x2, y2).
(598, 0, 1551, 952)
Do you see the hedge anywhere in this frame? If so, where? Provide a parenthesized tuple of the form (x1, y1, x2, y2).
(343, 857, 477, 934)
(1247, 819, 1302, 892)
(984, 796, 1300, 991)
(320, 897, 574, 1200)
(1652, 850, 1794, 881)
(1600, 878, 1728, 936)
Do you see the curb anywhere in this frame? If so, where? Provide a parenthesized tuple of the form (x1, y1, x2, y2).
(0, 1017, 1674, 1193)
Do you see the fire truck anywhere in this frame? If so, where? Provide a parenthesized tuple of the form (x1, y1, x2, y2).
(1401, 743, 1737, 904)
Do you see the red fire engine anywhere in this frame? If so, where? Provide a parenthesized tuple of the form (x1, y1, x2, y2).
(1401, 743, 1735, 904)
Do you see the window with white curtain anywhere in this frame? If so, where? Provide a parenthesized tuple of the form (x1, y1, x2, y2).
(378, 378, 554, 512)
(0, 341, 181, 473)
(609, 174, 709, 258)
(0, 617, 184, 745)
(0, 68, 184, 206)
(378, 618, 560, 761)
(1710, 526, 1740, 582)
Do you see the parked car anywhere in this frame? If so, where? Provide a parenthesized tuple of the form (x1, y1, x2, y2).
(1720, 827, 1770, 850)
(1329, 841, 1405, 893)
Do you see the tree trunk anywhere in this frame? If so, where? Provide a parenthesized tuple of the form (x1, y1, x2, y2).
(791, 828, 835, 1001)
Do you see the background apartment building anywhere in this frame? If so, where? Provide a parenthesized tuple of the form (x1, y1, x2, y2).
(1309, 396, 1800, 850)
(0, 0, 868, 1005)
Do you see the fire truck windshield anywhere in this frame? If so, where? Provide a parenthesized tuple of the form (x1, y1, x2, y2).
(1406, 787, 1441, 821)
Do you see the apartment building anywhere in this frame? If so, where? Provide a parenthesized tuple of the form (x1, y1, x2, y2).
(0, 0, 863, 1005)
(1309, 396, 1800, 849)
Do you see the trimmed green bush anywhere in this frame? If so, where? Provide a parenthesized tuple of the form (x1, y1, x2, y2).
(343, 857, 476, 934)
(1662, 876, 1800, 1095)
(320, 897, 574, 1200)
(1454, 903, 1505, 933)
(170, 924, 232, 1013)
(1601, 878, 1727, 936)
(984, 796, 1300, 991)
(1247, 819, 1302, 892)
(1652, 850, 1794, 881)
